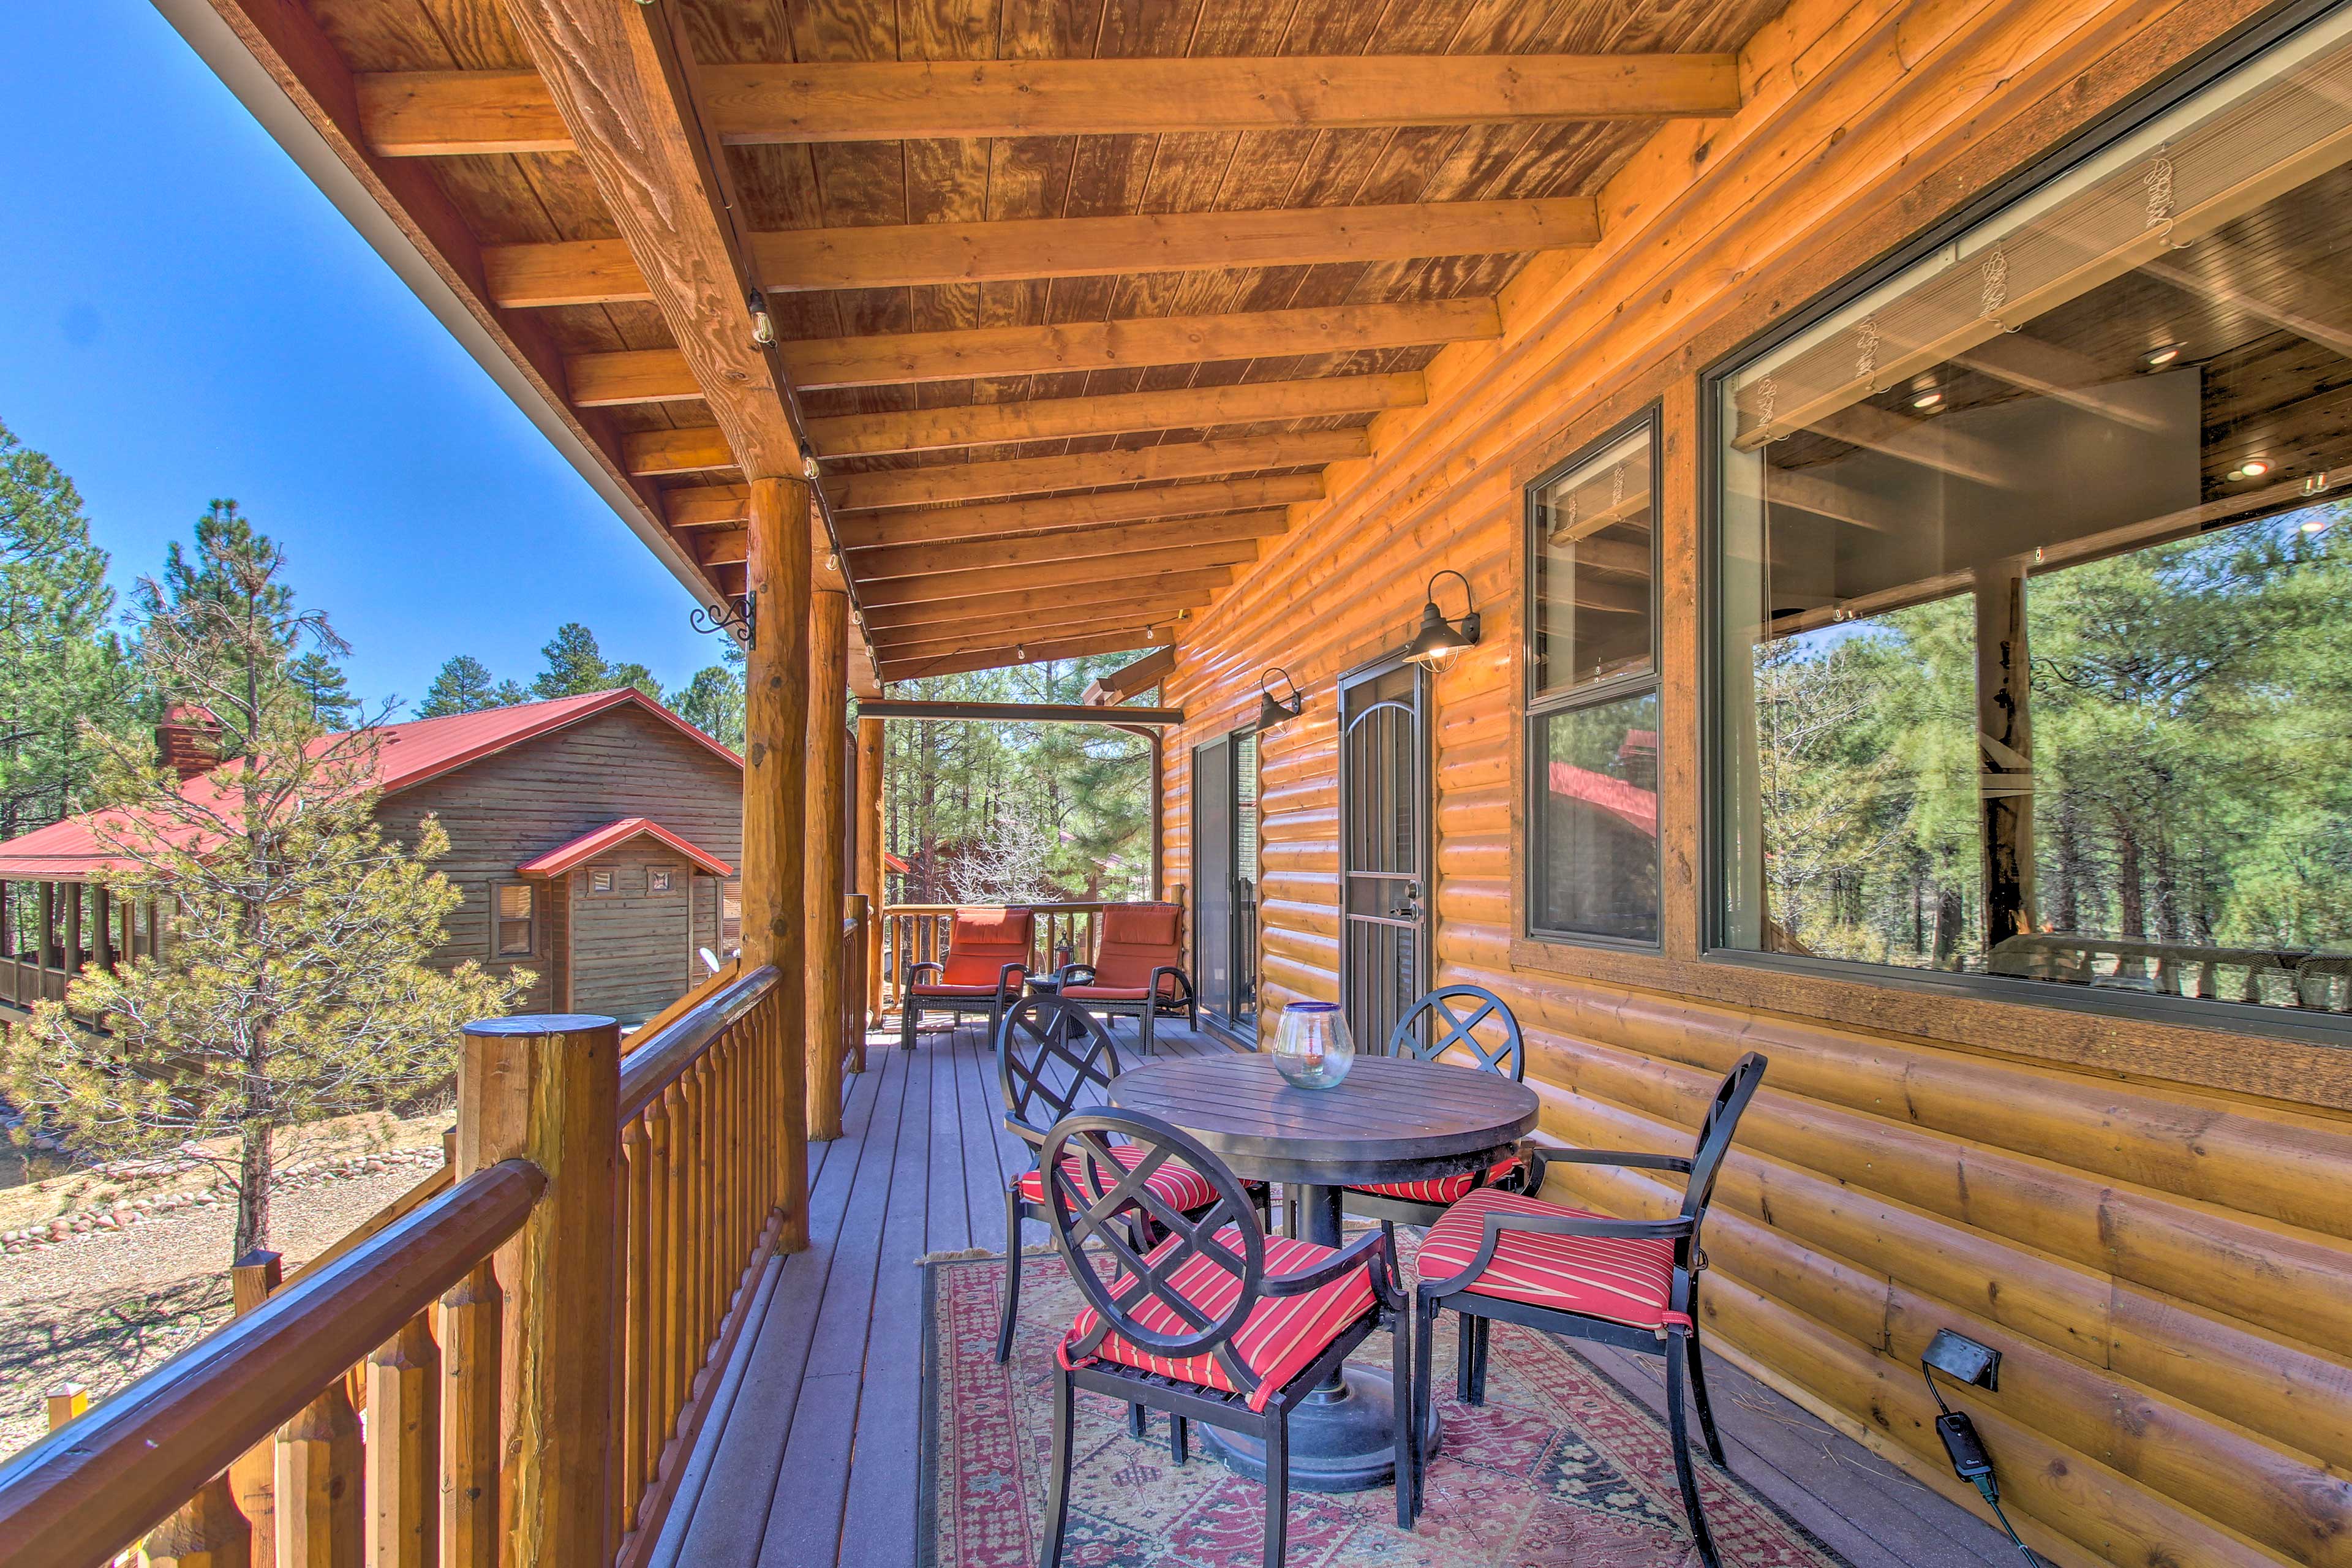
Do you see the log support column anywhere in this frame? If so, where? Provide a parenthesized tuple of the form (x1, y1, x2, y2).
(455, 1012, 620, 1568)
(856, 715, 886, 1031)
(805, 584, 850, 1140)
(741, 477, 812, 1246)
(1974, 557, 2036, 949)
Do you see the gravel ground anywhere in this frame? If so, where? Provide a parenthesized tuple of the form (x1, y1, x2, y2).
(0, 1162, 431, 1458)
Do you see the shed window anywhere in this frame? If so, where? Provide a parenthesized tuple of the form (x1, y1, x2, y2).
(1526, 413, 1661, 946)
(494, 883, 537, 959)
(590, 867, 615, 894)
(1711, 7, 2352, 1019)
(650, 867, 674, 893)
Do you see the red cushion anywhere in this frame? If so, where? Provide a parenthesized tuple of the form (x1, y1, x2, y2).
(1060, 1228, 1377, 1412)
(1061, 981, 1178, 1003)
(1418, 1187, 1685, 1330)
(908, 981, 1009, 1000)
(938, 907, 1033, 986)
(1016, 1143, 1216, 1211)
(1351, 1156, 1521, 1206)
(1088, 903, 1184, 990)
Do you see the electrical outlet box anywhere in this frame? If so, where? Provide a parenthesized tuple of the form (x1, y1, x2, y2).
(1924, 1328, 2001, 1391)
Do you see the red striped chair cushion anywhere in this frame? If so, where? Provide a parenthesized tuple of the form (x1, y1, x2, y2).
(1350, 1156, 1522, 1206)
(1017, 1144, 1216, 1212)
(1060, 1229, 1378, 1412)
(1419, 1187, 1686, 1330)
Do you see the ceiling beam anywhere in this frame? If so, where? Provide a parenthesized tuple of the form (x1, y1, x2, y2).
(823, 430, 1365, 512)
(483, 199, 1596, 303)
(358, 56, 1741, 156)
(566, 298, 1494, 402)
(873, 608, 1184, 655)
(666, 483, 751, 529)
(805, 372, 1422, 458)
(880, 628, 1175, 684)
(854, 699, 1183, 724)
(859, 541, 1259, 607)
(835, 473, 1321, 549)
(861, 579, 1221, 635)
(625, 426, 737, 477)
(854, 511, 1282, 581)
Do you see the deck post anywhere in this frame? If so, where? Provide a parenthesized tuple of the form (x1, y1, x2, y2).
(806, 584, 850, 1139)
(456, 1012, 620, 1568)
(1974, 557, 2036, 949)
(741, 476, 812, 1249)
(856, 715, 886, 1030)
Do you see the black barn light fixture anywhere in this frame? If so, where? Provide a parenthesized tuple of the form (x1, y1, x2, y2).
(1256, 666, 1305, 729)
(1403, 568, 1482, 669)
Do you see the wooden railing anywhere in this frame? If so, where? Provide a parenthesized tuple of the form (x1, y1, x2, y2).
(611, 962, 787, 1563)
(1987, 931, 2352, 1009)
(0, 960, 793, 1568)
(0, 1158, 543, 1566)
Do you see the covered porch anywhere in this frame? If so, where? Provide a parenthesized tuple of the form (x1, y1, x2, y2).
(5, 0, 2352, 1565)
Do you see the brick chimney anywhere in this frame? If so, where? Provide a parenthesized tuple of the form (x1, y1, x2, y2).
(157, 703, 225, 782)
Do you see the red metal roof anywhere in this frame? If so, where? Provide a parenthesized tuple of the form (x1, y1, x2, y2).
(1545, 761, 1660, 838)
(0, 688, 741, 880)
(517, 816, 734, 879)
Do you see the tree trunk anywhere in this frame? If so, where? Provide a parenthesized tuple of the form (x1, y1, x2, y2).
(2052, 791, 2085, 933)
(2112, 810, 2146, 939)
(1931, 883, 1966, 970)
(236, 1120, 273, 1259)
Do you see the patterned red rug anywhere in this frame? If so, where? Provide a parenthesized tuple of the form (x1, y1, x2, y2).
(919, 1235, 1850, 1568)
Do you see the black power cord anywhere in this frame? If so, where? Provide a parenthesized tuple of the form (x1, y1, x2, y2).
(1921, 1362, 2045, 1567)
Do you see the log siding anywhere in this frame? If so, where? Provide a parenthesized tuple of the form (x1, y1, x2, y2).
(1157, 2, 2352, 1565)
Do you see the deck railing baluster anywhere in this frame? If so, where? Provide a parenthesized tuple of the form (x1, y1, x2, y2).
(363, 1313, 439, 1568)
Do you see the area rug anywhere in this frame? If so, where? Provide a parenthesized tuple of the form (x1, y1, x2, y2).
(918, 1234, 1850, 1567)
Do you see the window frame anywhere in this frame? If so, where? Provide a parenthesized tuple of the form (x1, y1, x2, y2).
(1523, 403, 1665, 951)
(1694, 0, 2352, 1044)
(649, 866, 675, 894)
(491, 880, 538, 960)
(589, 865, 616, 895)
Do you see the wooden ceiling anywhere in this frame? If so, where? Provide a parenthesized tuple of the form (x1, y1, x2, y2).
(198, 0, 1786, 686)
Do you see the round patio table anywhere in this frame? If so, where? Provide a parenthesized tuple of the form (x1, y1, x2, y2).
(1110, 1052, 1539, 1493)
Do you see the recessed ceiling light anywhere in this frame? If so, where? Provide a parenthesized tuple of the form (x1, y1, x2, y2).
(2302, 515, 2330, 535)
(1911, 389, 1943, 410)
(2229, 469, 2245, 481)
(2146, 344, 2181, 368)
(2242, 458, 2272, 478)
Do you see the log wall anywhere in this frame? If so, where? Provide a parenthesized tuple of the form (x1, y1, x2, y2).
(1158, 1, 2352, 1562)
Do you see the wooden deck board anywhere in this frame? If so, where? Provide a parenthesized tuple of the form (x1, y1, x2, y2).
(657, 1019, 2014, 1568)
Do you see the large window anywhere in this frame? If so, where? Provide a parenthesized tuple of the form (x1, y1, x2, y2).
(1528, 413, 1661, 945)
(1713, 6, 2352, 1021)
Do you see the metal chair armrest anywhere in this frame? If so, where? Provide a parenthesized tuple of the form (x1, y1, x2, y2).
(1539, 1147, 1692, 1174)
(907, 959, 943, 987)
(1150, 964, 1194, 1009)
(1056, 963, 1098, 986)
(1264, 1226, 1400, 1308)
(997, 960, 1028, 997)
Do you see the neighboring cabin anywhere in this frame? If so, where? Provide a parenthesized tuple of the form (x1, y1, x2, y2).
(0, 688, 743, 1027)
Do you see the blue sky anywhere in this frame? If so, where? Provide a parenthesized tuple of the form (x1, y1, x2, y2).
(0, 6, 720, 713)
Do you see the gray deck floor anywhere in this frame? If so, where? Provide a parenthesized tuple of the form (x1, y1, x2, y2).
(652, 1019, 2015, 1568)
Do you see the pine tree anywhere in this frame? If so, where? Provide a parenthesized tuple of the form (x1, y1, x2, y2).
(671, 664, 745, 749)
(417, 654, 502, 717)
(492, 678, 532, 706)
(288, 650, 358, 728)
(605, 659, 665, 703)
(2, 540, 526, 1261)
(145, 501, 296, 706)
(533, 622, 614, 699)
(0, 419, 132, 840)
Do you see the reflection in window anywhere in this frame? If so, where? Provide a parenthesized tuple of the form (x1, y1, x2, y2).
(1528, 415, 1661, 946)
(1715, 9, 2352, 1014)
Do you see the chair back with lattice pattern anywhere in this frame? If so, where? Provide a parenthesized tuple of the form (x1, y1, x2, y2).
(1679, 1053, 1768, 1255)
(996, 995, 1125, 1150)
(1040, 1109, 1268, 1399)
(1387, 984, 1526, 1080)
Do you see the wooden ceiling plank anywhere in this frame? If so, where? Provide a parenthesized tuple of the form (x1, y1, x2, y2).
(861, 579, 1221, 633)
(567, 347, 706, 405)
(857, 539, 1260, 606)
(804, 371, 1423, 456)
(822, 429, 1365, 511)
(834, 473, 1321, 549)
(625, 427, 739, 477)
(788, 297, 1499, 390)
(697, 56, 1741, 143)
(852, 512, 1277, 581)
(665, 482, 752, 528)
(872, 606, 1185, 654)
(484, 235, 654, 307)
(355, 56, 1741, 156)
(880, 628, 1175, 683)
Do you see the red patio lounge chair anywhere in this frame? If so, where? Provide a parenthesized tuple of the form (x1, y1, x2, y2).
(899, 905, 1033, 1051)
(1054, 902, 1196, 1055)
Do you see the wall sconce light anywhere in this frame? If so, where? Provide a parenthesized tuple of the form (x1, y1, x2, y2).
(1404, 569, 1482, 669)
(1256, 666, 1305, 729)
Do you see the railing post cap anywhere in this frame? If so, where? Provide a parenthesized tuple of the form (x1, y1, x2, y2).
(463, 1012, 619, 1039)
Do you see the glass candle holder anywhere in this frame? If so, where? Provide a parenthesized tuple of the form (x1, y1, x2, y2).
(1271, 1001, 1354, 1088)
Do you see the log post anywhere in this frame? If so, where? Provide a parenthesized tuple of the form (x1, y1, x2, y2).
(364, 1313, 440, 1568)
(455, 1013, 620, 1568)
(143, 1478, 253, 1568)
(741, 477, 811, 1250)
(273, 1379, 361, 1566)
(1973, 557, 2035, 950)
(437, 1261, 500, 1568)
(856, 715, 886, 1030)
(1147, 729, 1166, 897)
(805, 586, 850, 1140)
(230, 1251, 284, 1567)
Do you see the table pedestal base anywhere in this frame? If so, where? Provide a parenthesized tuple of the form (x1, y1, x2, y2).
(1197, 1368, 1440, 1493)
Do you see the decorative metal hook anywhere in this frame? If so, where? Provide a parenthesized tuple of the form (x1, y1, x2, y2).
(692, 590, 756, 650)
